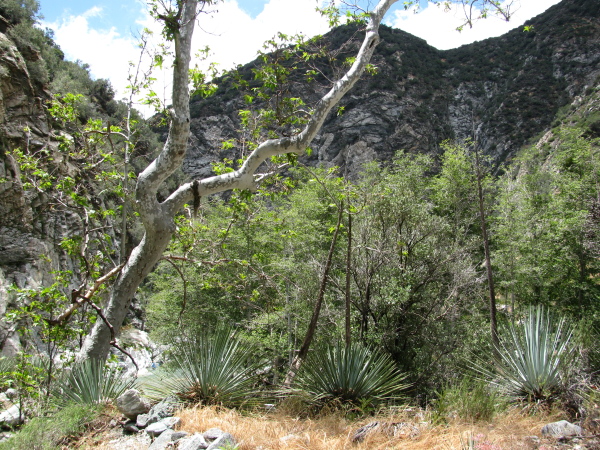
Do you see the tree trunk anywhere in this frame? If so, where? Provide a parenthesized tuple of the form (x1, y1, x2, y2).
(284, 203, 344, 386)
(474, 145, 498, 350)
(345, 210, 352, 347)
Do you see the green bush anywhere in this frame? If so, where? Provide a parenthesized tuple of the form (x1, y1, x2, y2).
(52, 359, 136, 406)
(473, 305, 575, 402)
(293, 342, 409, 409)
(432, 378, 504, 423)
(0, 403, 101, 450)
(142, 326, 261, 407)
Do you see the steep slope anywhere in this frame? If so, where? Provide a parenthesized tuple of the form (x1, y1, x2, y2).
(184, 0, 600, 178)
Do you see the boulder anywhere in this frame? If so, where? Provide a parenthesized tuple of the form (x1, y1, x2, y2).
(0, 404, 22, 427)
(541, 420, 583, 438)
(116, 389, 151, 419)
(137, 397, 179, 428)
(146, 421, 168, 437)
(148, 428, 174, 450)
(203, 428, 225, 440)
(146, 416, 181, 437)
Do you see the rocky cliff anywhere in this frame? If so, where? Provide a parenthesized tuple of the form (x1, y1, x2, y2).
(0, 30, 60, 354)
(184, 0, 600, 178)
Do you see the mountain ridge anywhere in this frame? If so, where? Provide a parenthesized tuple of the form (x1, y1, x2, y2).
(183, 0, 600, 178)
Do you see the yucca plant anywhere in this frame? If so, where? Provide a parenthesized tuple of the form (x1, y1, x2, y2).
(52, 359, 136, 406)
(473, 305, 575, 402)
(294, 342, 409, 408)
(142, 327, 260, 407)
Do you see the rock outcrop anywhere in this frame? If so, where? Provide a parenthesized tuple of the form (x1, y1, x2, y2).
(184, 0, 600, 179)
(0, 29, 57, 355)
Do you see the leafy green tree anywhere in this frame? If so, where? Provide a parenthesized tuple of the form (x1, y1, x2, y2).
(493, 129, 600, 317)
(340, 152, 484, 391)
(432, 141, 499, 347)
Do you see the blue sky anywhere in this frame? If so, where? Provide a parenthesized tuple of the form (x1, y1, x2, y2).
(38, 0, 561, 115)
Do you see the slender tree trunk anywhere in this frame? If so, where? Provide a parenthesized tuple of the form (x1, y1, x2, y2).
(284, 203, 344, 386)
(474, 145, 498, 349)
(345, 210, 352, 347)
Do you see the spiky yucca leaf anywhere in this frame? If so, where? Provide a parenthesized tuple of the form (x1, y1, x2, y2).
(295, 343, 408, 406)
(142, 327, 260, 407)
(53, 359, 135, 406)
(473, 305, 574, 401)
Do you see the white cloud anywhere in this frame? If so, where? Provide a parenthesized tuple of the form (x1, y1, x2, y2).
(43, 6, 141, 101)
(45, 0, 330, 116)
(388, 0, 562, 50)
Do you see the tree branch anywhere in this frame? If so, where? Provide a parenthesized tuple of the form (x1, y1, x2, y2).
(163, 0, 399, 216)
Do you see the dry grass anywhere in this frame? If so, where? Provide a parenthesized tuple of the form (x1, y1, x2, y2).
(174, 405, 565, 450)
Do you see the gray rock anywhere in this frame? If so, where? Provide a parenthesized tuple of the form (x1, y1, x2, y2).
(541, 420, 583, 438)
(161, 416, 181, 429)
(0, 404, 22, 427)
(116, 389, 150, 419)
(171, 431, 188, 441)
(206, 432, 236, 450)
(136, 413, 151, 428)
(146, 421, 168, 437)
(3, 390, 17, 400)
(148, 428, 174, 450)
(203, 428, 225, 441)
(178, 433, 209, 450)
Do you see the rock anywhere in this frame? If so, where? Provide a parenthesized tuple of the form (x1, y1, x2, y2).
(203, 428, 225, 440)
(149, 397, 178, 420)
(206, 432, 236, 450)
(148, 428, 174, 450)
(136, 413, 151, 428)
(0, 404, 22, 427)
(161, 416, 181, 429)
(541, 420, 583, 438)
(116, 389, 151, 419)
(145, 416, 181, 438)
(352, 421, 380, 443)
(178, 433, 209, 450)
(352, 421, 419, 443)
(146, 421, 169, 437)
(171, 431, 188, 441)
(137, 398, 179, 428)
(3, 389, 17, 400)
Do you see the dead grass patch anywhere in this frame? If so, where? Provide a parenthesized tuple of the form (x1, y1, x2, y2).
(175, 405, 565, 450)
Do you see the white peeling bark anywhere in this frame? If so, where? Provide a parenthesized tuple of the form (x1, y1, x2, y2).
(78, 0, 398, 362)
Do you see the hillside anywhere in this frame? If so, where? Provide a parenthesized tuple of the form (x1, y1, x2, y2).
(183, 0, 600, 178)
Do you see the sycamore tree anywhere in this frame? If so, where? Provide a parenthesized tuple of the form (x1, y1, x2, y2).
(75, 0, 512, 362)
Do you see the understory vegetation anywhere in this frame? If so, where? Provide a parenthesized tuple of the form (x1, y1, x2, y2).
(1, 0, 599, 447)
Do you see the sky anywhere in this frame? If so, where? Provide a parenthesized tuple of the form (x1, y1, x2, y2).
(38, 0, 562, 115)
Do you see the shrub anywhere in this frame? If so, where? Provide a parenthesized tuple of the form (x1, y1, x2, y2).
(473, 305, 575, 402)
(52, 359, 136, 406)
(293, 342, 409, 410)
(0, 403, 101, 450)
(142, 326, 261, 407)
(432, 378, 505, 423)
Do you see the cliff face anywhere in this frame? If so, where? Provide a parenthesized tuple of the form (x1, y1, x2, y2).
(0, 31, 68, 354)
(184, 0, 600, 178)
